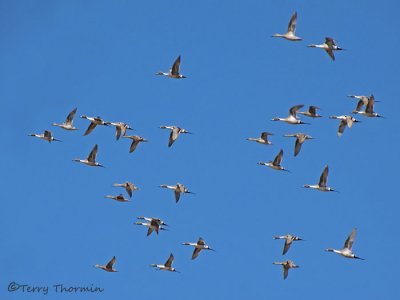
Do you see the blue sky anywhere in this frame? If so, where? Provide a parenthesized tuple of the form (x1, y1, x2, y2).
(1, 0, 399, 299)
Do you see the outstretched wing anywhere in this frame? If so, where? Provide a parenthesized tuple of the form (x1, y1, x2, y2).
(365, 95, 375, 114)
(273, 149, 283, 165)
(171, 56, 181, 75)
(84, 122, 97, 136)
(192, 248, 202, 260)
(289, 105, 304, 117)
(294, 139, 302, 157)
(288, 11, 297, 33)
(165, 254, 174, 267)
(319, 165, 329, 187)
(87, 144, 98, 162)
(106, 256, 116, 269)
(344, 228, 357, 250)
(66, 108, 77, 125)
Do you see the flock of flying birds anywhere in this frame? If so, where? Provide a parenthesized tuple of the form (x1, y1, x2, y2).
(28, 11, 382, 279)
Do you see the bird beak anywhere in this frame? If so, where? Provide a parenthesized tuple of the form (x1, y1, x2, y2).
(354, 256, 365, 260)
(54, 139, 62, 142)
(300, 122, 311, 125)
(209, 248, 216, 252)
(283, 169, 291, 173)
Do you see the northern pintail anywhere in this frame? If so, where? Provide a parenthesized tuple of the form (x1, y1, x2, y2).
(80, 115, 109, 136)
(329, 115, 360, 137)
(29, 130, 61, 143)
(104, 194, 130, 202)
(258, 149, 290, 172)
(160, 183, 194, 203)
(298, 106, 322, 118)
(135, 218, 167, 236)
(159, 126, 192, 147)
(303, 165, 337, 192)
(284, 133, 313, 156)
(246, 132, 273, 145)
(156, 56, 186, 79)
(182, 237, 215, 260)
(73, 144, 104, 167)
(273, 234, 304, 255)
(52, 108, 78, 130)
(113, 181, 139, 198)
(353, 94, 383, 118)
(271, 105, 309, 124)
(122, 135, 148, 153)
(109, 122, 133, 140)
(272, 12, 302, 41)
(150, 254, 179, 272)
(325, 228, 364, 260)
(273, 260, 299, 280)
(308, 37, 344, 61)
(95, 256, 117, 272)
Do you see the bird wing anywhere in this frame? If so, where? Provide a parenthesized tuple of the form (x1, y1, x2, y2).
(146, 228, 154, 236)
(106, 256, 116, 269)
(289, 105, 304, 117)
(283, 240, 292, 255)
(294, 138, 302, 157)
(165, 254, 174, 267)
(261, 131, 272, 141)
(355, 100, 364, 112)
(273, 149, 283, 165)
(192, 248, 202, 260)
(126, 185, 133, 197)
(309, 106, 318, 115)
(283, 266, 289, 280)
(115, 126, 122, 140)
(288, 11, 297, 33)
(319, 165, 329, 187)
(87, 144, 98, 162)
(344, 228, 356, 250)
(171, 56, 181, 75)
(325, 49, 335, 61)
(325, 37, 336, 47)
(338, 119, 346, 136)
(65, 108, 77, 124)
(366, 95, 375, 113)
(84, 122, 97, 136)
(174, 191, 181, 203)
(129, 140, 140, 153)
(168, 128, 179, 147)
(44, 130, 52, 139)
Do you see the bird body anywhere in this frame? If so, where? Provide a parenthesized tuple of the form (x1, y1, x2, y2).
(160, 183, 194, 203)
(258, 149, 289, 172)
(122, 135, 148, 153)
(308, 37, 344, 61)
(325, 228, 364, 260)
(272, 12, 302, 41)
(73, 144, 104, 167)
(246, 132, 273, 145)
(182, 237, 214, 259)
(95, 256, 117, 272)
(29, 130, 61, 143)
(273, 260, 299, 279)
(159, 125, 192, 147)
(156, 56, 186, 78)
(304, 165, 337, 192)
(284, 133, 313, 156)
(271, 105, 309, 124)
(52, 108, 78, 130)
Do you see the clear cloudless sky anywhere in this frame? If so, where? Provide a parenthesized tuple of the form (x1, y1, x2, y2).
(1, 0, 400, 299)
